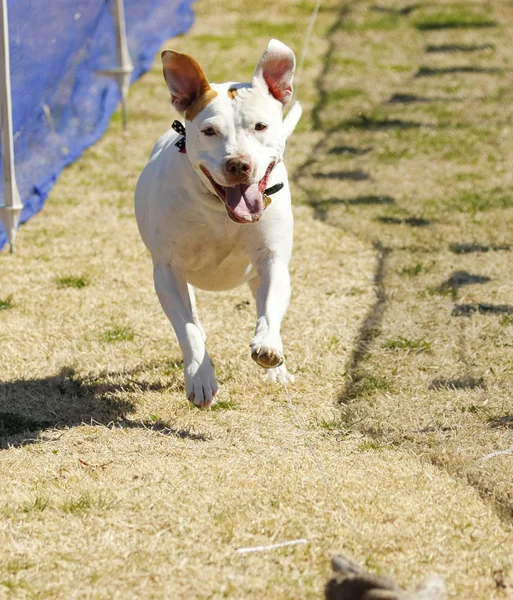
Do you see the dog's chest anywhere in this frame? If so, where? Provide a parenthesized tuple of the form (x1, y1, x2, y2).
(172, 224, 254, 291)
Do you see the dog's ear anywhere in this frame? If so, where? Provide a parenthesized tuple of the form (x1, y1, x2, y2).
(252, 39, 296, 105)
(161, 50, 211, 114)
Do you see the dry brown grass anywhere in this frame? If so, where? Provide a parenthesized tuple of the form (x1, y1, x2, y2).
(0, 0, 512, 598)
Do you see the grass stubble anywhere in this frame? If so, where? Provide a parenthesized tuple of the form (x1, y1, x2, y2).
(0, 0, 512, 598)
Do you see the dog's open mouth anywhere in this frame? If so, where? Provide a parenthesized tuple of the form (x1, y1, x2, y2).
(201, 163, 275, 224)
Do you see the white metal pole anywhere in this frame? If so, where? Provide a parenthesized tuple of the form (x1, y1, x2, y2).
(112, 0, 133, 128)
(96, 0, 133, 128)
(0, 0, 22, 254)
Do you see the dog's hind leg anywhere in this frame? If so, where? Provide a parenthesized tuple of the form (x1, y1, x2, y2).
(263, 364, 295, 385)
(154, 264, 218, 409)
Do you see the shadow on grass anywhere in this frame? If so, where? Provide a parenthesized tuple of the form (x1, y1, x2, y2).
(440, 271, 492, 290)
(387, 93, 463, 103)
(377, 216, 431, 227)
(336, 195, 394, 206)
(0, 364, 209, 448)
(310, 196, 395, 221)
(452, 303, 513, 317)
(415, 66, 503, 78)
(415, 20, 497, 31)
(339, 115, 429, 131)
(371, 4, 420, 16)
(313, 170, 370, 181)
(429, 376, 485, 391)
(311, 2, 354, 131)
(489, 415, 513, 429)
(449, 242, 511, 254)
(311, 195, 395, 210)
(328, 145, 372, 156)
(425, 43, 494, 53)
(338, 241, 391, 404)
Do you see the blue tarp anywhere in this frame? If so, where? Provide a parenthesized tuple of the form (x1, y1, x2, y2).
(0, 0, 194, 251)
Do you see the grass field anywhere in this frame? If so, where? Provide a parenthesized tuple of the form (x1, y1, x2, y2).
(1, 0, 512, 598)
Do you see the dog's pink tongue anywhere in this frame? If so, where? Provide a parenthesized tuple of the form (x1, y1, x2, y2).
(225, 183, 264, 222)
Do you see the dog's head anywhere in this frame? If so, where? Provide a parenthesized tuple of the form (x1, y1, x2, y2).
(161, 39, 296, 224)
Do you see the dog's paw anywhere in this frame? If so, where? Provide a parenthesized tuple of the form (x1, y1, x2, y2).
(263, 364, 295, 385)
(184, 354, 218, 410)
(251, 345, 284, 369)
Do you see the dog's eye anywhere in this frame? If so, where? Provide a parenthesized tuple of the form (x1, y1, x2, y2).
(255, 122, 268, 132)
(202, 127, 216, 137)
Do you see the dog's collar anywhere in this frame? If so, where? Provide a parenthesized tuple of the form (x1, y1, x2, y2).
(172, 120, 187, 153)
(172, 120, 284, 203)
(263, 182, 284, 196)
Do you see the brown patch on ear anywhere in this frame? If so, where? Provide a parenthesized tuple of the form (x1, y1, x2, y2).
(161, 50, 212, 114)
(227, 87, 238, 99)
(185, 88, 218, 121)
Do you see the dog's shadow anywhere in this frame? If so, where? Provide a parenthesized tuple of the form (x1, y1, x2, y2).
(0, 364, 209, 448)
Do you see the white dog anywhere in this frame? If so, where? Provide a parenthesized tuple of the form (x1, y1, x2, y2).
(135, 39, 301, 409)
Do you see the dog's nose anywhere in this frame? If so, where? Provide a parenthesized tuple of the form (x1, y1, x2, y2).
(225, 157, 252, 180)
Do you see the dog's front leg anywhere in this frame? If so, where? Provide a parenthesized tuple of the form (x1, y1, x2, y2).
(154, 264, 218, 409)
(249, 256, 290, 371)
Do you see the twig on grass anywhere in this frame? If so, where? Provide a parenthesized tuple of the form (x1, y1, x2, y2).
(236, 539, 308, 554)
(481, 445, 513, 461)
(78, 458, 114, 469)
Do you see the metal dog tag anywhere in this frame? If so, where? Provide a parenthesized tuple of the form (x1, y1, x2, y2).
(262, 182, 284, 208)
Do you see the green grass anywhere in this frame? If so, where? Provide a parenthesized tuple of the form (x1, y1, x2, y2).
(331, 56, 367, 70)
(61, 494, 94, 514)
(192, 34, 240, 51)
(413, 4, 496, 31)
(61, 493, 118, 514)
(383, 337, 431, 352)
(22, 495, 50, 513)
(338, 110, 422, 132)
(414, 13, 496, 31)
(56, 275, 89, 289)
(444, 188, 513, 213)
(0, 294, 13, 310)
(357, 440, 385, 452)
(337, 13, 401, 32)
(351, 373, 393, 397)
(211, 399, 238, 411)
(326, 88, 364, 102)
(160, 360, 183, 375)
(101, 325, 135, 343)
(317, 409, 361, 437)
(318, 416, 345, 432)
(428, 284, 458, 300)
(400, 263, 424, 277)
(380, 127, 496, 163)
(245, 21, 299, 39)
(0, 579, 32, 592)
(295, 0, 338, 14)
(381, 63, 414, 73)
(5, 558, 32, 574)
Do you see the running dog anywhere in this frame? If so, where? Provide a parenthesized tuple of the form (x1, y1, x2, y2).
(135, 39, 301, 409)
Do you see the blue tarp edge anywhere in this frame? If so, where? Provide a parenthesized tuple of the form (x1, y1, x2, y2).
(0, 0, 194, 251)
